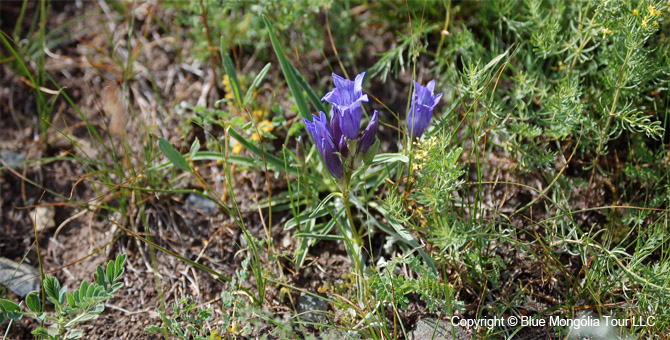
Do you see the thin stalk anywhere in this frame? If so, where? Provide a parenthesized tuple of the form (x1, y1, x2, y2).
(341, 187, 367, 304)
(589, 47, 633, 186)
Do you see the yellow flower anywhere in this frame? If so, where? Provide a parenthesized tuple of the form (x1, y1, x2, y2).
(601, 27, 613, 38)
(251, 109, 265, 121)
(633, 9, 639, 16)
(648, 4, 662, 16)
(642, 15, 649, 27)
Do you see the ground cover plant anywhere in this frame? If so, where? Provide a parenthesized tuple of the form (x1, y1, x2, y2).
(0, 0, 669, 339)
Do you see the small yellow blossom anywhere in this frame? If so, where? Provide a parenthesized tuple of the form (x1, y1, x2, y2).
(648, 4, 662, 17)
(231, 120, 275, 154)
(642, 15, 649, 27)
(654, 20, 659, 26)
(632, 9, 639, 16)
(251, 109, 264, 121)
(601, 27, 613, 38)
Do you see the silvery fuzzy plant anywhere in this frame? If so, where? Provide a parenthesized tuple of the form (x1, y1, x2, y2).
(303, 72, 442, 291)
(0, 254, 127, 340)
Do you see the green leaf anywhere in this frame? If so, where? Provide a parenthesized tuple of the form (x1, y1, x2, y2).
(114, 254, 127, 280)
(26, 291, 41, 313)
(290, 63, 327, 114)
(189, 139, 201, 159)
(109, 282, 123, 294)
(221, 51, 243, 109)
(228, 128, 318, 183)
(158, 138, 191, 172)
(96, 266, 106, 288)
(145, 325, 164, 334)
(106, 260, 115, 287)
(363, 139, 380, 165)
(262, 15, 311, 121)
(373, 153, 408, 164)
(66, 293, 75, 308)
(66, 329, 83, 339)
(0, 298, 22, 321)
(32, 327, 50, 337)
(244, 62, 272, 106)
(58, 285, 67, 305)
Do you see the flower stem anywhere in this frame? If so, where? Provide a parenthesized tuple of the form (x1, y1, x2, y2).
(341, 184, 367, 303)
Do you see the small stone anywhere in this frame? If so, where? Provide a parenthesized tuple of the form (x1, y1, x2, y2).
(0, 258, 40, 297)
(184, 193, 218, 215)
(0, 150, 24, 168)
(408, 318, 468, 340)
(296, 294, 328, 324)
(31, 206, 56, 232)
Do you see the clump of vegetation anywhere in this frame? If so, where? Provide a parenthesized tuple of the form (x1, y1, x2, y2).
(0, 254, 127, 339)
(0, 0, 668, 338)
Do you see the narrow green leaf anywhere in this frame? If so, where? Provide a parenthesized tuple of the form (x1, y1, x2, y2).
(228, 128, 320, 183)
(244, 62, 272, 106)
(290, 63, 326, 114)
(262, 15, 311, 120)
(189, 138, 200, 159)
(158, 138, 191, 172)
(309, 192, 339, 218)
(373, 153, 408, 164)
(363, 139, 380, 165)
(221, 52, 243, 109)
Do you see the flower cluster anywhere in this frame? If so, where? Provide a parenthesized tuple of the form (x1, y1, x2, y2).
(407, 80, 443, 140)
(305, 72, 442, 180)
(304, 72, 378, 179)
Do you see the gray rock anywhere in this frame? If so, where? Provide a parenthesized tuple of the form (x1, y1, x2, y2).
(184, 193, 218, 215)
(0, 150, 24, 168)
(31, 206, 56, 232)
(408, 318, 468, 340)
(0, 258, 40, 298)
(296, 294, 328, 324)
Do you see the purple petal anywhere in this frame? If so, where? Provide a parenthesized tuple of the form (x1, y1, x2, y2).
(321, 89, 340, 104)
(330, 107, 342, 143)
(338, 135, 349, 158)
(358, 110, 378, 154)
(354, 72, 366, 97)
(427, 80, 436, 92)
(337, 104, 362, 139)
(321, 137, 343, 178)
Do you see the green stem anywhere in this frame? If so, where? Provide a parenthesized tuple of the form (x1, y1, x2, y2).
(589, 47, 633, 186)
(341, 185, 367, 304)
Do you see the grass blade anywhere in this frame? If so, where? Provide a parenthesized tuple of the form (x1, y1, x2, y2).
(262, 15, 311, 121)
(158, 138, 191, 172)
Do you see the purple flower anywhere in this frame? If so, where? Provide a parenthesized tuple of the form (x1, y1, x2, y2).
(304, 111, 343, 178)
(358, 110, 378, 154)
(406, 80, 443, 139)
(305, 72, 380, 180)
(322, 72, 369, 140)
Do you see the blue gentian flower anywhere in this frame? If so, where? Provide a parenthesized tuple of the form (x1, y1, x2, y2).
(304, 72, 379, 180)
(322, 72, 369, 140)
(305, 111, 344, 178)
(407, 80, 443, 139)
